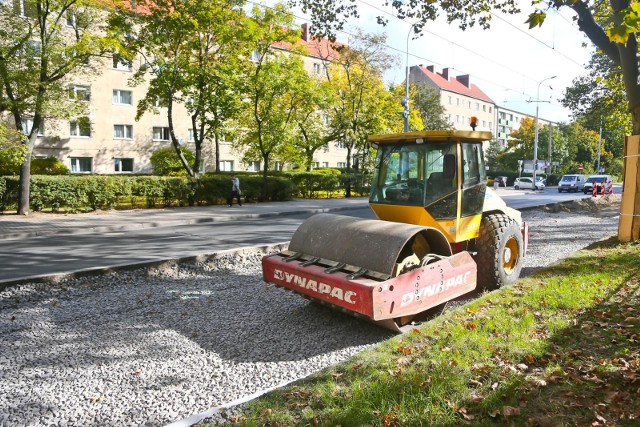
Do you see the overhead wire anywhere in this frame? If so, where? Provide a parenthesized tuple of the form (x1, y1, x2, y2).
(245, 0, 588, 114)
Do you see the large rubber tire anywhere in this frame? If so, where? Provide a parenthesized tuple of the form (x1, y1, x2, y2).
(476, 213, 524, 290)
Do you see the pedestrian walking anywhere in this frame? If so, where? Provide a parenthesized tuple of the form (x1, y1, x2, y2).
(228, 175, 242, 207)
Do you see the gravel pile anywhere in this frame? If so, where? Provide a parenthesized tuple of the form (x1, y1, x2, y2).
(0, 200, 621, 427)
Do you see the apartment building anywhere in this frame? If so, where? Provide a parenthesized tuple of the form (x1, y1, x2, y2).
(409, 65, 496, 133)
(495, 105, 555, 148)
(20, 22, 353, 175)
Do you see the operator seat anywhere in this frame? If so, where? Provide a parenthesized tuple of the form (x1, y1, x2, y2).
(428, 154, 457, 197)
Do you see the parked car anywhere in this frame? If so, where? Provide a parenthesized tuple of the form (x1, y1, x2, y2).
(583, 174, 613, 194)
(494, 176, 508, 187)
(514, 177, 545, 190)
(558, 174, 586, 193)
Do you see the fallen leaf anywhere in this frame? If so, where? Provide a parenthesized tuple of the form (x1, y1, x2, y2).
(503, 406, 521, 416)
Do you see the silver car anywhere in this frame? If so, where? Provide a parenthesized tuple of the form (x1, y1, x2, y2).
(514, 177, 545, 190)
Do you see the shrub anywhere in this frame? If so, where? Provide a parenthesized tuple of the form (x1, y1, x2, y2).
(150, 147, 196, 176)
(31, 157, 70, 175)
(288, 172, 340, 198)
(0, 145, 27, 175)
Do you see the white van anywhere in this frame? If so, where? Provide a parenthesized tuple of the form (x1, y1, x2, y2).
(584, 174, 613, 194)
(558, 174, 586, 193)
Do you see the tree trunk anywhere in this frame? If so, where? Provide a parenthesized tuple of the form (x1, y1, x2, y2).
(345, 145, 353, 198)
(215, 133, 221, 173)
(17, 127, 37, 215)
(260, 152, 269, 202)
(306, 148, 313, 172)
(17, 149, 32, 215)
(618, 135, 640, 241)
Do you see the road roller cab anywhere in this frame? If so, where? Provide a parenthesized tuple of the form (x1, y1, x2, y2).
(262, 130, 527, 332)
(369, 130, 491, 244)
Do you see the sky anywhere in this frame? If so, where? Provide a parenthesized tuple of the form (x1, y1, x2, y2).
(254, 0, 594, 124)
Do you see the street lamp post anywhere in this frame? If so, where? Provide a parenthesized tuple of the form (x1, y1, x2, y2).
(533, 75, 556, 190)
(402, 23, 417, 133)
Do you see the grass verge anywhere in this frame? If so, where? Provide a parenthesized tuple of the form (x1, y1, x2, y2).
(210, 238, 640, 427)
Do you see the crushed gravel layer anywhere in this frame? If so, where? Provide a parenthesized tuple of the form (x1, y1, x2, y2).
(0, 196, 622, 427)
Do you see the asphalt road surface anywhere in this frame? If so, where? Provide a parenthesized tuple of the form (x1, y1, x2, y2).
(0, 187, 609, 285)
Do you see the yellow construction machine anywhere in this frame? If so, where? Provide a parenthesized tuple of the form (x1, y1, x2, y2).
(262, 130, 528, 332)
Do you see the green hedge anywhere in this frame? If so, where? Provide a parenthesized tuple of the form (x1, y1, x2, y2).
(0, 170, 371, 213)
(0, 174, 299, 213)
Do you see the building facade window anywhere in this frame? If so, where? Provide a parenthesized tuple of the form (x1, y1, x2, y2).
(69, 85, 90, 101)
(247, 161, 260, 172)
(66, 10, 75, 26)
(70, 117, 91, 137)
(22, 117, 44, 136)
(113, 124, 133, 139)
(250, 50, 262, 62)
(313, 63, 321, 75)
(112, 54, 132, 71)
(322, 162, 328, 168)
(220, 160, 233, 171)
(13, 0, 36, 17)
(448, 96, 452, 104)
(153, 96, 168, 108)
(311, 162, 319, 169)
(114, 158, 134, 173)
(152, 126, 170, 141)
(337, 162, 346, 168)
(188, 128, 199, 142)
(70, 157, 92, 173)
(335, 142, 346, 149)
(25, 40, 41, 58)
(112, 89, 132, 105)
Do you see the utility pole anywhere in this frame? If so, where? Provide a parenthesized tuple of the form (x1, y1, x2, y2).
(597, 120, 603, 173)
(533, 75, 556, 190)
(402, 23, 417, 133)
(547, 122, 553, 174)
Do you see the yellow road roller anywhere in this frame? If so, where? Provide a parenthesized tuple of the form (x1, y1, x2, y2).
(262, 130, 528, 332)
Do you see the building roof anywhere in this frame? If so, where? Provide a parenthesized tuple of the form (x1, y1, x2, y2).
(271, 23, 343, 61)
(416, 65, 494, 104)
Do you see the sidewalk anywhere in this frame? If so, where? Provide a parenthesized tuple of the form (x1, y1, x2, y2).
(0, 197, 370, 240)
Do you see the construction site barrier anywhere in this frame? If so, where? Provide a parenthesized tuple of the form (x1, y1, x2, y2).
(592, 182, 611, 197)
